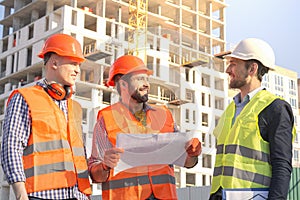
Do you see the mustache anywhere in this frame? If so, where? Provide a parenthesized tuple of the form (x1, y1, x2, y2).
(131, 89, 148, 103)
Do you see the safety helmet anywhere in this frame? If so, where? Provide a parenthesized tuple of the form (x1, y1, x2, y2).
(38, 33, 85, 63)
(225, 38, 275, 70)
(107, 55, 153, 86)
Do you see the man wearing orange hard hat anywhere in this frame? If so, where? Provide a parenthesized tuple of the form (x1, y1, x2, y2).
(1, 33, 91, 200)
(88, 55, 201, 200)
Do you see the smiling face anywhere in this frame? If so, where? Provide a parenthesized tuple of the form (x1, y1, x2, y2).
(128, 73, 150, 103)
(225, 57, 249, 89)
(47, 54, 81, 86)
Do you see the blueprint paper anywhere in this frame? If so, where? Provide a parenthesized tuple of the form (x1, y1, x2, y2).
(114, 132, 196, 175)
(223, 188, 269, 200)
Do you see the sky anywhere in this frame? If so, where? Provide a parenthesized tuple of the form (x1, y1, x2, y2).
(226, 0, 300, 77)
(0, 1, 299, 76)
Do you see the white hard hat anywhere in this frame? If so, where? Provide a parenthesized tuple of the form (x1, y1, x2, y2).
(225, 38, 275, 70)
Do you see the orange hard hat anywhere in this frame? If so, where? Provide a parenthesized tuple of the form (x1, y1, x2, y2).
(107, 55, 153, 86)
(38, 33, 85, 63)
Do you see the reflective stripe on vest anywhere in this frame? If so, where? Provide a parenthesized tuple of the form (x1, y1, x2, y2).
(23, 140, 70, 156)
(102, 174, 176, 190)
(213, 166, 271, 186)
(24, 140, 89, 178)
(211, 90, 278, 193)
(99, 102, 177, 200)
(24, 162, 75, 178)
(11, 86, 91, 195)
(214, 144, 271, 187)
(216, 144, 270, 163)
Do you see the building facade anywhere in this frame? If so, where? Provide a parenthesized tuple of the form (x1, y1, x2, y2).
(0, 0, 227, 198)
(0, 0, 298, 199)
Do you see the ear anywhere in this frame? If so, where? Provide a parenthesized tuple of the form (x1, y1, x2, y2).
(119, 80, 128, 89)
(51, 62, 58, 70)
(50, 56, 58, 69)
(249, 63, 258, 75)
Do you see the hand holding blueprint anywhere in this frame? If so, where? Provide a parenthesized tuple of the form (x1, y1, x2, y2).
(114, 132, 197, 175)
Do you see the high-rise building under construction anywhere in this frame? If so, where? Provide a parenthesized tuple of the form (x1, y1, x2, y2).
(0, 0, 299, 199)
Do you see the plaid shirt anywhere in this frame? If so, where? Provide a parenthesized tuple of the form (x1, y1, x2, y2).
(1, 81, 89, 200)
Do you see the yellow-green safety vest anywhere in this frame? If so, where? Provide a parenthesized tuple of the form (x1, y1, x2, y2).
(211, 90, 294, 193)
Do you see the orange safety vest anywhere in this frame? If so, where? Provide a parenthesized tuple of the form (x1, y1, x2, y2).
(98, 102, 178, 200)
(8, 86, 92, 195)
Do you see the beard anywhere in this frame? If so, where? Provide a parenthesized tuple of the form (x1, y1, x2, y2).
(131, 89, 148, 103)
(229, 72, 248, 89)
(229, 79, 247, 89)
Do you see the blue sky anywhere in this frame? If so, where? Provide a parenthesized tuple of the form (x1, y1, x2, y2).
(0, 1, 299, 77)
(226, 0, 300, 77)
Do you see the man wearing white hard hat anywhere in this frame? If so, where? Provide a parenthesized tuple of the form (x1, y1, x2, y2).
(210, 38, 295, 200)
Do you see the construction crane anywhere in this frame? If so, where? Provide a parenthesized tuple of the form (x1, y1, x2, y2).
(128, 0, 148, 60)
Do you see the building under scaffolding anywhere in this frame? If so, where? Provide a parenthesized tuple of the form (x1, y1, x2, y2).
(0, 0, 299, 199)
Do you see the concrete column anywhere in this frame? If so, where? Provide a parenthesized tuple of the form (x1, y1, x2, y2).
(4, 6, 10, 18)
(46, 0, 54, 15)
(158, 5, 161, 15)
(95, 0, 103, 16)
(12, 17, 21, 32)
(14, 0, 23, 12)
(1, 6, 11, 36)
(219, 8, 225, 41)
(118, 6, 122, 22)
(31, 9, 39, 22)
(71, 0, 78, 8)
(5, 55, 12, 76)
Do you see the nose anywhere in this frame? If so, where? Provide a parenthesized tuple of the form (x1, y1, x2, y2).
(143, 79, 150, 88)
(225, 65, 231, 74)
(74, 63, 80, 74)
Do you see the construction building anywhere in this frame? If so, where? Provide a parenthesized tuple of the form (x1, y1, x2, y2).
(0, 0, 298, 199)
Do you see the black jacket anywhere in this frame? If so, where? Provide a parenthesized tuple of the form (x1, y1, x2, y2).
(258, 98, 294, 199)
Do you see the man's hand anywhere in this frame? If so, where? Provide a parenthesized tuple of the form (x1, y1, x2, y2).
(12, 182, 28, 200)
(184, 138, 202, 168)
(185, 138, 202, 157)
(103, 147, 124, 169)
(90, 147, 124, 183)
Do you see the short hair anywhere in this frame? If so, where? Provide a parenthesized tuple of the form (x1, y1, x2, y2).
(114, 73, 132, 94)
(245, 59, 269, 82)
(43, 52, 55, 65)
